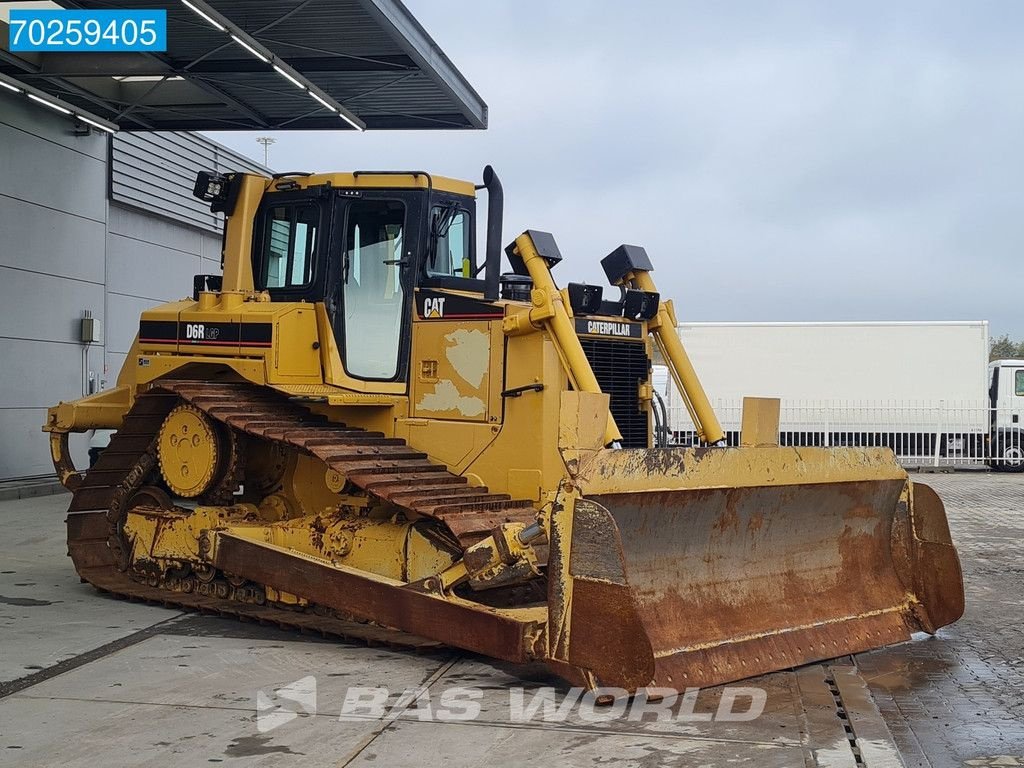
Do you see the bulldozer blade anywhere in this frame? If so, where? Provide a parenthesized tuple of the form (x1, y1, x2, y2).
(566, 446, 964, 690)
(898, 481, 965, 632)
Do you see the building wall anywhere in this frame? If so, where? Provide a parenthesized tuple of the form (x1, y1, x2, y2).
(0, 93, 107, 480)
(103, 204, 224, 389)
(0, 91, 264, 480)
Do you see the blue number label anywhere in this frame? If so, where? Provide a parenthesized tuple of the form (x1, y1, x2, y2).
(8, 10, 167, 52)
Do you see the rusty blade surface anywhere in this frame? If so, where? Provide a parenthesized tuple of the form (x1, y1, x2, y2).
(587, 475, 961, 690)
(904, 481, 965, 631)
(551, 498, 656, 691)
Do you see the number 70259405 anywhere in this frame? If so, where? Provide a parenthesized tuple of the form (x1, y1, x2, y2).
(8, 10, 166, 53)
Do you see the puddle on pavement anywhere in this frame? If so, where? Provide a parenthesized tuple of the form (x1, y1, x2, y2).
(224, 735, 303, 758)
(0, 595, 54, 607)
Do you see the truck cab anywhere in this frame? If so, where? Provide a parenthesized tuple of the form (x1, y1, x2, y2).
(988, 359, 1024, 469)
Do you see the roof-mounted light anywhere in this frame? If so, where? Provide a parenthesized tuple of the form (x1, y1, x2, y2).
(1, 72, 118, 133)
(272, 64, 304, 90)
(338, 111, 363, 131)
(181, 0, 225, 31)
(75, 113, 117, 134)
(230, 34, 269, 63)
(27, 93, 72, 115)
(308, 90, 338, 113)
(179, 0, 364, 130)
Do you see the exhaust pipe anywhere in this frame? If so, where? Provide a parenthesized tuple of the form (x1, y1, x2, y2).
(482, 165, 503, 301)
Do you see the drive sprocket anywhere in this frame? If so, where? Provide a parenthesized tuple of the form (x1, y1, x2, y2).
(157, 403, 222, 498)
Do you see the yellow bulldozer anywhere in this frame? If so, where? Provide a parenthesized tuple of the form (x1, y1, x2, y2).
(44, 166, 964, 693)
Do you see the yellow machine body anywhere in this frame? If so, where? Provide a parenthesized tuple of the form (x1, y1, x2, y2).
(45, 168, 964, 693)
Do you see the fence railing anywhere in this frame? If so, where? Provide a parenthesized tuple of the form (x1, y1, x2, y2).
(661, 397, 1024, 468)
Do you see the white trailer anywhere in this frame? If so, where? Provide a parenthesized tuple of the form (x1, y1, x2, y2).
(658, 321, 1024, 469)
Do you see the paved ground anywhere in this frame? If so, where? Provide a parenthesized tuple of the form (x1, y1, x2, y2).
(0, 474, 1021, 767)
(859, 472, 1024, 768)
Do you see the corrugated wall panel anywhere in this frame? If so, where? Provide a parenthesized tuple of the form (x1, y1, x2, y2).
(111, 132, 267, 234)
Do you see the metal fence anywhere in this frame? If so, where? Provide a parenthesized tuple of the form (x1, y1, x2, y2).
(662, 398, 1024, 469)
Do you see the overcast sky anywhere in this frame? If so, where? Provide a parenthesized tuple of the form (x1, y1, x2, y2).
(208, 1, 1024, 338)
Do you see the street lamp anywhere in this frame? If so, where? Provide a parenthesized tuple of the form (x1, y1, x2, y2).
(256, 136, 276, 166)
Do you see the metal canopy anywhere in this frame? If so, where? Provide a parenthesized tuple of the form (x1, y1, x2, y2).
(0, 0, 487, 131)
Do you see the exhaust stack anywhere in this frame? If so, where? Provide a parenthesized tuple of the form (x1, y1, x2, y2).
(482, 165, 503, 301)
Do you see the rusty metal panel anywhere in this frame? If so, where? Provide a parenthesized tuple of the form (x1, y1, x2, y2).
(906, 482, 965, 631)
(585, 475, 961, 689)
(212, 533, 535, 663)
(559, 499, 654, 690)
(573, 445, 908, 496)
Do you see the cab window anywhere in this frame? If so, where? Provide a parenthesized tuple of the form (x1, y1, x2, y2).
(1015, 369, 1024, 396)
(427, 206, 470, 278)
(343, 199, 406, 379)
(260, 203, 319, 289)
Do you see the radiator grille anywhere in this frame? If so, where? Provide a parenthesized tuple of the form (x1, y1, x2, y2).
(579, 338, 650, 448)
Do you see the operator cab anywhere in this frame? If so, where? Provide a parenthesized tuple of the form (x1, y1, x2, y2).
(227, 169, 502, 383)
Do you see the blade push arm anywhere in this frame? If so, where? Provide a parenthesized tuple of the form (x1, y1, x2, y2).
(602, 246, 726, 445)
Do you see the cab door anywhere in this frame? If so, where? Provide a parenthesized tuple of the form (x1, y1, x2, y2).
(993, 363, 1024, 466)
(994, 365, 1024, 423)
(409, 201, 502, 424)
(331, 195, 413, 382)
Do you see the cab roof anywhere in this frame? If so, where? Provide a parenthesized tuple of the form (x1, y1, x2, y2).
(273, 172, 475, 197)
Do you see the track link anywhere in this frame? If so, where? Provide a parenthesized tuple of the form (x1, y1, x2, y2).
(64, 379, 540, 648)
(166, 380, 537, 544)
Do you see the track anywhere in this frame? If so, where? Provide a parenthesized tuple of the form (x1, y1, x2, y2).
(64, 379, 539, 647)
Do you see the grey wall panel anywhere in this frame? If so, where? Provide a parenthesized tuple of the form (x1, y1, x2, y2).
(107, 234, 201, 302)
(200, 231, 223, 262)
(0, 267, 105, 344)
(107, 203, 203, 256)
(106, 293, 163, 356)
(0, 90, 106, 160)
(201, 256, 222, 277)
(0, 409, 82, 480)
(0, 196, 105, 282)
(105, 352, 129, 386)
(0, 338, 88, 409)
(0, 99, 108, 479)
(0, 124, 106, 222)
(111, 132, 267, 234)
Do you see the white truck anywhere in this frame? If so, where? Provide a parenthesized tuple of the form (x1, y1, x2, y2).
(659, 321, 1024, 469)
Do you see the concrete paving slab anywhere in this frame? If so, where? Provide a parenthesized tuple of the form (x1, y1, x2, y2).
(2, 476, 1021, 766)
(14, 631, 455, 714)
(0, 493, 182, 684)
(341, 718, 815, 768)
(427, 655, 805, 746)
(0, 694, 375, 766)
